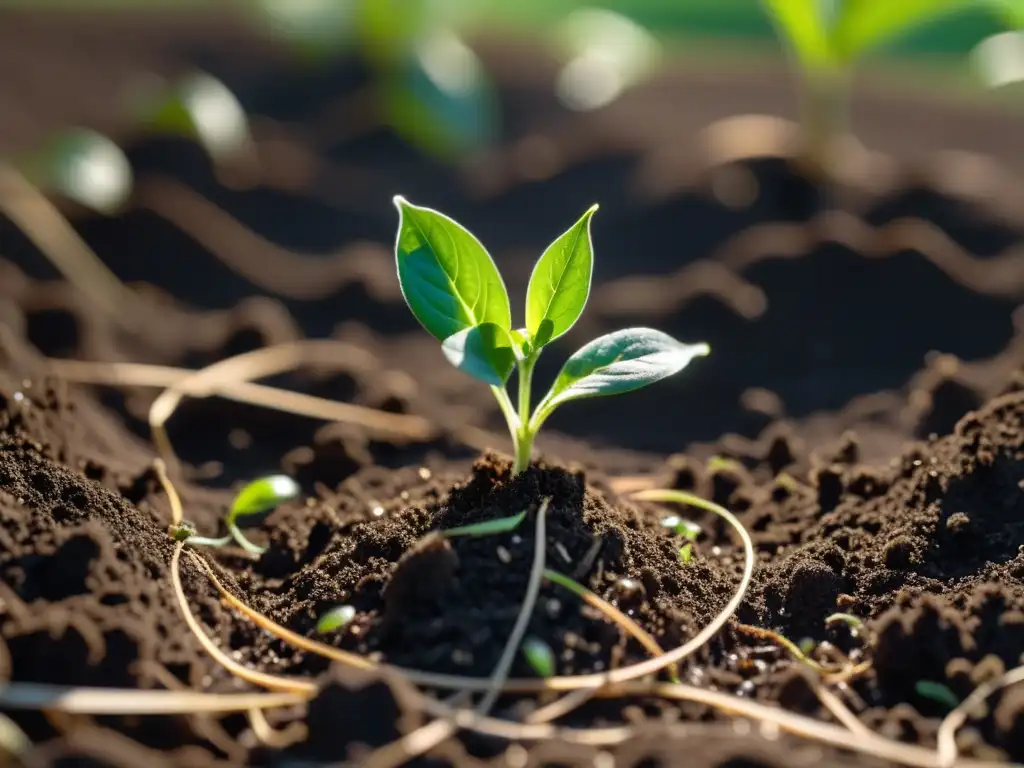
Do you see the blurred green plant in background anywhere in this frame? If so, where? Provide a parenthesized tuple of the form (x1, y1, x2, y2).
(759, 0, 1024, 179)
(5, 0, 1024, 213)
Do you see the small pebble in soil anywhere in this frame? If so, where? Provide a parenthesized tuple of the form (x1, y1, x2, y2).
(497, 545, 512, 564)
(554, 542, 572, 563)
(736, 680, 756, 697)
(418, 467, 431, 480)
(545, 599, 561, 618)
(611, 577, 645, 609)
(371, 505, 385, 517)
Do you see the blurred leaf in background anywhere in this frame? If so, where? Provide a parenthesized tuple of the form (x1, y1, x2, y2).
(24, 128, 133, 214)
(383, 28, 499, 157)
(552, 8, 661, 111)
(251, 0, 499, 159)
(135, 71, 254, 167)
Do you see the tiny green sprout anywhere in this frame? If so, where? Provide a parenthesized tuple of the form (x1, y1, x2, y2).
(798, 637, 817, 656)
(522, 636, 556, 678)
(441, 510, 527, 538)
(915, 680, 960, 711)
(679, 543, 693, 564)
(706, 455, 741, 473)
(186, 474, 301, 555)
(393, 197, 709, 476)
(760, 0, 988, 177)
(316, 605, 356, 634)
(168, 521, 196, 542)
(661, 515, 702, 541)
(825, 612, 864, 636)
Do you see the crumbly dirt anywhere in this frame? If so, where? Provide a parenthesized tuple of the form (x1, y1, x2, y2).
(2, 9, 1024, 768)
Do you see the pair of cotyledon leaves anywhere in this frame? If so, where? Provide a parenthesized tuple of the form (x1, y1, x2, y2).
(393, 196, 709, 417)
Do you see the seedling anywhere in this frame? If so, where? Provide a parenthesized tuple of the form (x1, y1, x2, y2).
(661, 515, 702, 541)
(185, 474, 301, 555)
(825, 612, 865, 636)
(761, 0, 986, 177)
(393, 197, 709, 475)
(679, 543, 694, 564)
(522, 636, 556, 678)
(316, 605, 357, 634)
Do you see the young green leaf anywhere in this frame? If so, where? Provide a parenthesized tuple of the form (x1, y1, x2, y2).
(532, 328, 709, 427)
(915, 680, 960, 710)
(522, 636, 555, 678)
(441, 509, 527, 538)
(661, 515, 702, 541)
(227, 475, 301, 525)
(316, 605, 356, 634)
(825, 612, 865, 634)
(394, 197, 511, 342)
(510, 328, 532, 360)
(832, 0, 977, 61)
(679, 543, 693, 563)
(441, 323, 516, 386)
(525, 204, 598, 348)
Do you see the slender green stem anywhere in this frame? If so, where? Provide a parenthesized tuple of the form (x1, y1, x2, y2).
(798, 67, 847, 184)
(490, 385, 520, 446)
(512, 355, 537, 475)
(185, 534, 232, 548)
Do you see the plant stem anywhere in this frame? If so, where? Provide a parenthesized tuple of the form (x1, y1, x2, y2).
(490, 385, 520, 447)
(512, 356, 537, 475)
(798, 67, 847, 185)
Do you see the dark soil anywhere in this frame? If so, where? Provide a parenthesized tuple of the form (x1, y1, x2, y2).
(2, 8, 1024, 768)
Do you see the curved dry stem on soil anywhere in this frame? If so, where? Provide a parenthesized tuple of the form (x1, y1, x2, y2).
(937, 663, 1024, 768)
(187, 483, 754, 694)
(169, 541, 317, 696)
(49, 358, 435, 447)
(0, 163, 147, 332)
(542, 568, 671, 678)
(733, 622, 872, 684)
(144, 340, 437, 471)
(246, 707, 307, 749)
(0, 684, 307, 715)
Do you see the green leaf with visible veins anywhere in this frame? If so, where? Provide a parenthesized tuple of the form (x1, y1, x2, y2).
(394, 196, 511, 342)
(526, 204, 598, 348)
(441, 323, 516, 386)
(533, 328, 709, 426)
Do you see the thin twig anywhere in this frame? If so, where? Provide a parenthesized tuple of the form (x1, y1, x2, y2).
(937, 663, 1024, 768)
(141, 341, 428, 471)
(543, 568, 672, 679)
(48, 357, 435, 448)
(171, 542, 315, 695)
(187, 487, 754, 694)
(0, 683, 306, 714)
(0, 162, 146, 332)
(247, 707, 307, 749)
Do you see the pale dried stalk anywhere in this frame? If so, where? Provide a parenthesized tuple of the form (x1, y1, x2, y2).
(48, 357, 434, 447)
(0, 162, 146, 331)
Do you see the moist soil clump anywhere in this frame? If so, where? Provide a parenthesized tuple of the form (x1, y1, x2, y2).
(245, 452, 734, 681)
